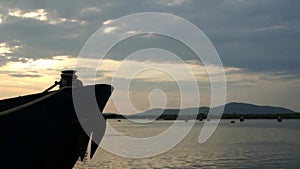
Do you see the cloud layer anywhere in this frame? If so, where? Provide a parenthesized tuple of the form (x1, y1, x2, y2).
(0, 0, 299, 112)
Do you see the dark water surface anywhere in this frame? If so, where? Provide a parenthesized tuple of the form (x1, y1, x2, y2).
(74, 120, 300, 169)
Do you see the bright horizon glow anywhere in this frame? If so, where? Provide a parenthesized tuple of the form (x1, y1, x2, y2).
(0, 56, 299, 113)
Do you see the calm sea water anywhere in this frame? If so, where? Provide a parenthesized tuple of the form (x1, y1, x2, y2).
(73, 120, 300, 169)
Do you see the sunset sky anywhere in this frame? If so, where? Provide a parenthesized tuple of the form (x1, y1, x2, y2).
(0, 0, 299, 113)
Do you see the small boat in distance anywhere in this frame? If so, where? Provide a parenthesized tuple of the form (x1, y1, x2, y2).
(0, 70, 113, 169)
(240, 116, 244, 122)
(277, 116, 282, 122)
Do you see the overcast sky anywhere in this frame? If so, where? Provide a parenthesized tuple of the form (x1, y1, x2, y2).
(0, 0, 299, 113)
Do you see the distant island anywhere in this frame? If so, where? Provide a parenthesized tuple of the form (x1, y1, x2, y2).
(103, 102, 300, 120)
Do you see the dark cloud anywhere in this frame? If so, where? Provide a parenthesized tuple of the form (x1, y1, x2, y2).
(102, 34, 200, 62)
(0, 0, 299, 76)
(0, 57, 7, 66)
(184, 0, 300, 76)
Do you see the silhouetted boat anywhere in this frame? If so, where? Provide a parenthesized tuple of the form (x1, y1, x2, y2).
(0, 70, 113, 169)
(240, 116, 244, 122)
(277, 116, 282, 122)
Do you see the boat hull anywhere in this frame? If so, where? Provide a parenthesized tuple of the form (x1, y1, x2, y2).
(0, 84, 113, 169)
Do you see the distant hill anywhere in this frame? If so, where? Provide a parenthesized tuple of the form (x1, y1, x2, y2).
(221, 102, 295, 114)
(103, 102, 299, 119)
(134, 102, 296, 117)
(136, 107, 209, 116)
